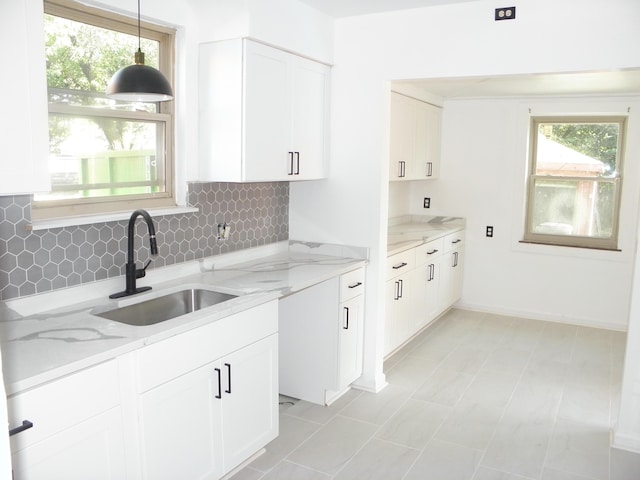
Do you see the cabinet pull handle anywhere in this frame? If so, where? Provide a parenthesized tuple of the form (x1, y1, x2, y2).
(427, 264, 432, 281)
(343, 306, 350, 329)
(398, 279, 403, 298)
(394, 280, 400, 300)
(295, 152, 300, 175)
(224, 363, 232, 394)
(427, 162, 433, 177)
(9, 420, 33, 437)
(348, 281, 363, 289)
(453, 251, 458, 267)
(392, 262, 407, 270)
(288, 152, 294, 175)
(214, 367, 222, 399)
(452, 239, 462, 244)
(427, 249, 438, 255)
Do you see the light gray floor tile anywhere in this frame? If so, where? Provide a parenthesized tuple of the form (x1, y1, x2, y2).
(261, 461, 331, 480)
(412, 367, 475, 406)
(545, 419, 610, 480)
(439, 344, 491, 375)
(558, 382, 611, 428)
(480, 346, 532, 376)
(611, 447, 640, 480)
(283, 389, 361, 425)
(404, 439, 482, 480)
(473, 466, 536, 480)
(228, 466, 263, 480)
(250, 414, 321, 472)
(384, 350, 447, 391)
(376, 398, 450, 449)
(286, 415, 377, 475)
(541, 467, 598, 480)
(435, 398, 505, 450)
(333, 438, 419, 480)
(339, 383, 411, 425)
(499, 318, 546, 351)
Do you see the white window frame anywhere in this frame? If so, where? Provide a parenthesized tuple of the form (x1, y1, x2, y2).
(33, 0, 176, 221)
(523, 115, 627, 251)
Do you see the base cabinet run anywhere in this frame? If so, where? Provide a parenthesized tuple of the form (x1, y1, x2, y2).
(279, 267, 365, 405)
(385, 230, 465, 357)
(8, 300, 279, 480)
(139, 334, 278, 480)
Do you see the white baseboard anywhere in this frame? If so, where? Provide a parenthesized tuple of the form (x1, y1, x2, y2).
(612, 431, 640, 454)
(455, 301, 627, 332)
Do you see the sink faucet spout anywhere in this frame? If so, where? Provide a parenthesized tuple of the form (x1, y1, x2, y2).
(110, 209, 159, 299)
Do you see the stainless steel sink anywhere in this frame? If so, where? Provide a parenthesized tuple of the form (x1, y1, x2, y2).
(96, 288, 237, 326)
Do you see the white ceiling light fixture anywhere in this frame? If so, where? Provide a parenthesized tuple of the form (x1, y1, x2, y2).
(106, 0, 173, 102)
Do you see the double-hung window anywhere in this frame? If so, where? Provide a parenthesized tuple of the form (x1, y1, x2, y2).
(33, 0, 175, 221)
(524, 116, 626, 250)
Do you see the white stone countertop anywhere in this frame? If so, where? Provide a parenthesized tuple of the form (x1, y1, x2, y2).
(0, 240, 367, 396)
(387, 215, 466, 256)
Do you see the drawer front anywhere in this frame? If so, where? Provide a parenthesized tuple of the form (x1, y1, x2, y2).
(136, 300, 278, 392)
(340, 267, 365, 302)
(387, 250, 415, 280)
(8, 360, 120, 453)
(415, 238, 444, 266)
(444, 230, 465, 252)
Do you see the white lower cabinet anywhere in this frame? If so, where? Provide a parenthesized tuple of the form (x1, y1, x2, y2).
(136, 300, 279, 480)
(8, 360, 127, 480)
(139, 334, 278, 480)
(385, 230, 465, 357)
(279, 267, 365, 405)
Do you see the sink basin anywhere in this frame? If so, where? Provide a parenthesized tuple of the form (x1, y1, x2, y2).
(96, 288, 237, 326)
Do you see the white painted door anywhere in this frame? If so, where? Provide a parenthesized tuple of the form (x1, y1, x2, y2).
(243, 42, 291, 181)
(11, 408, 126, 480)
(290, 56, 329, 180)
(139, 363, 222, 480)
(221, 334, 278, 472)
(338, 295, 364, 389)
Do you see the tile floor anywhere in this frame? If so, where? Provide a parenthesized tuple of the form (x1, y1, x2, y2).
(230, 309, 640, 480)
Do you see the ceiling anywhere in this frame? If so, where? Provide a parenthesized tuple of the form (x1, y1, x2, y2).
(296, 0, 474, 18)
(396, 70, 640, 99)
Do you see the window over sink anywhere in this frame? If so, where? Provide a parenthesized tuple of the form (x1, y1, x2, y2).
(33, 0, 176, 221)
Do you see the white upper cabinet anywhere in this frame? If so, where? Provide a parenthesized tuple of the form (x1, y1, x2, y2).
(199, 38, 330, 182)
(0, 0, 50, 195)
(389, 92, 441, 181)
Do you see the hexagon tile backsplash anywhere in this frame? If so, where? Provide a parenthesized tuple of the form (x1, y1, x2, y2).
(0, 182, 289, 301)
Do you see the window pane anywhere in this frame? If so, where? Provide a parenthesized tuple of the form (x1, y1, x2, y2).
(35, 115, 165, 201)
(535, 122, 619, 178)
(530, 178, 616, 238)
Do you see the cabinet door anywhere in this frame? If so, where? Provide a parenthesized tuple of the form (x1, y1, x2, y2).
(440, 248, 464, 311)
(337, 295, 364, 389)
(0, 0, 49, 194)
(389, 93, 413, 181)
(243, 42, 291, 181)
(221, 334, 278, 472)
(11, 408, 126, 480)
(290, 56, 329, 180)
(139, 364, 222, 480)
(384, 273, 412, 356)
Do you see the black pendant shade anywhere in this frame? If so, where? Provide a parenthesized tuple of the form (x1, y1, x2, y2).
(106, 1, 173, 102)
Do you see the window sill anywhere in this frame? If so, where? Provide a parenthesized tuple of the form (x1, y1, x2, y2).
(28, 206, 199, 231)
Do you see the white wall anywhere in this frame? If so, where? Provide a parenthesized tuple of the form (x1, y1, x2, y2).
(289, 0, 640, 392)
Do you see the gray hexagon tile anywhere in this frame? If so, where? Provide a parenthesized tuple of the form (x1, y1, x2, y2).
(0, 182, 289, 301)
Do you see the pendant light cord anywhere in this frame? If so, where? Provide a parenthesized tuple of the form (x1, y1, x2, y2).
(137, 0, 141, 52)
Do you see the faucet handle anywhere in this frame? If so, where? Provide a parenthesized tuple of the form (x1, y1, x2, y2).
(136, 259, 153, 279)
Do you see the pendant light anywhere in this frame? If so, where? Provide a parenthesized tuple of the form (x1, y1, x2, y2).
(106, 0, 173, 102)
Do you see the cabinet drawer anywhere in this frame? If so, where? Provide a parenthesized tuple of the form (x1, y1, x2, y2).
(340, 267, 365, 302)
(443, 230, 465, 252)
(136, 300, 278, 392)
(8, 360, 119, 453)
(387, 250, 415, 280)
(415, 238, 444, 266)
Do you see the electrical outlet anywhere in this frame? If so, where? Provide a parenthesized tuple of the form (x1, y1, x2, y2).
(486, 226, 494, 237)
(423, 197, 431, 209)
(495, 6, 516, 20)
